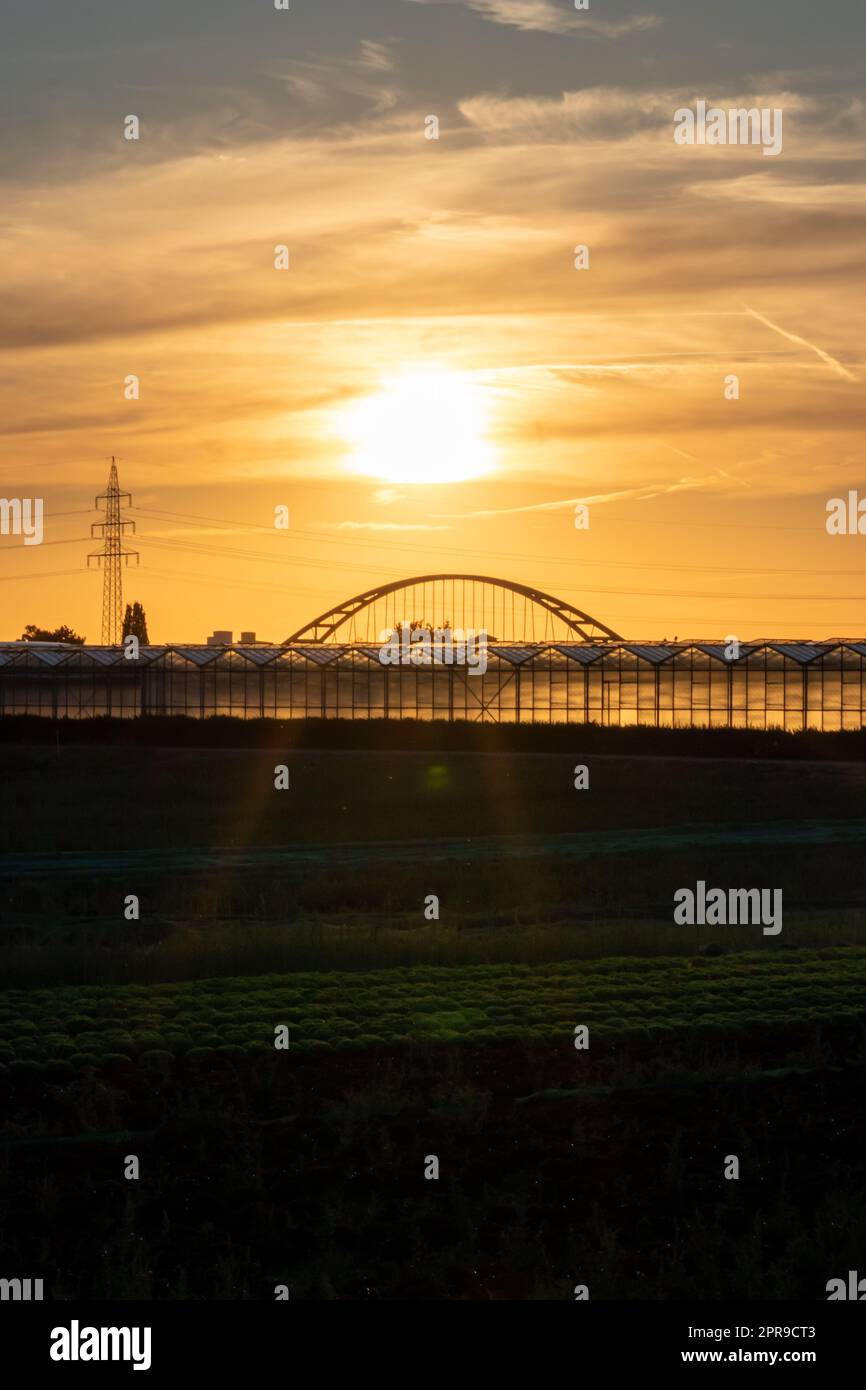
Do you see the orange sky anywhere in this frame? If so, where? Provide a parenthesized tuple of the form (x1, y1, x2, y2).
(1, 0, 865, 642)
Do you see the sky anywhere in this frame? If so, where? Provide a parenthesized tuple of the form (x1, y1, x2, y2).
(1, 0, 865, 643)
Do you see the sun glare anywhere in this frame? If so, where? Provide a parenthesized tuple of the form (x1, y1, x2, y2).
(338, 370, 495, 484)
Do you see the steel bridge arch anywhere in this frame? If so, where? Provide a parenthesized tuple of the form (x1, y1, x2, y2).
(284, 573, 623, 643)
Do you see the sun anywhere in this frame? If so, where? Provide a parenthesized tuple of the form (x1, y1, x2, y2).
(338, 370, 495, 484)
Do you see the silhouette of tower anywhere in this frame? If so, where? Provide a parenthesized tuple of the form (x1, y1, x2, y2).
(88, 458, 138, 644)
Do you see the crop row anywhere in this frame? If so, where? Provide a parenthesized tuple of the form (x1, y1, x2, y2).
(0, 949, 864, 1071)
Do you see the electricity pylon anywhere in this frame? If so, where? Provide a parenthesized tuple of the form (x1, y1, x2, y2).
(88, 458, 139, 644)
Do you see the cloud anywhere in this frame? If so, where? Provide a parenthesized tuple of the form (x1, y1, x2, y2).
(358, 40, 394, 72)
(692, 174, 866, 208)
(458, 86, 668, 140)
(267, 42, 399, 116)
(467, 0, 660, 38)
(457, 85, 817, 146)
(407, 0, 661, 38)
(1, 56, 862, 516)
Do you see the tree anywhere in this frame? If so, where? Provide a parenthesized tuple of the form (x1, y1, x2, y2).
(122, 602, 149, 644)
(20, 623, 85, 644)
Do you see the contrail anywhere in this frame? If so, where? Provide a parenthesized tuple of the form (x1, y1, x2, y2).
(436, 478, 706, 520)
(741, 303, 857, 382)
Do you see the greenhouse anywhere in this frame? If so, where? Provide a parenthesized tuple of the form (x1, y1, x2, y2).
(1, 638, 864, 730)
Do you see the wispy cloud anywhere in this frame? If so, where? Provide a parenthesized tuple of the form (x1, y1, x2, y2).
(268, 41, 398, 112)
(468, 0, 660, 38)
(406, 0, 661, 39)
(358, 40, 394, 72)
(458, 85, 813, 145)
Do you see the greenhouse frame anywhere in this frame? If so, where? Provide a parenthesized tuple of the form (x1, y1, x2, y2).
(1, 639, 865, 729)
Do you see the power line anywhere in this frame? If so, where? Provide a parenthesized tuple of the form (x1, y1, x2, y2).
(4, 501, 862, 616)
(4, 565, 862, 633)
(109, 566, 866, 629)
(5, 508, 860, 594)
(0, 568, 84, 583)
(130, 500, 827, 536)
(0, 535, 91, 550)
(128, 535, 866, 604)
(140, 564, 342, 601)
(129, 505, 866, 581)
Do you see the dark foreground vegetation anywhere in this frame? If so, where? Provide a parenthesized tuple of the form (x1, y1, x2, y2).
(2, 712, 866, 759)
(2, 1005, 864, 1299)
(1, 737, 865, 1298)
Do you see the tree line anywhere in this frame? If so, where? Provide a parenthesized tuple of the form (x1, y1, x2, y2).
(19, 602, 149, 645)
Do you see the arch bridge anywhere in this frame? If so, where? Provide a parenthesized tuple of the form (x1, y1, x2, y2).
(284, 574, 623, 644)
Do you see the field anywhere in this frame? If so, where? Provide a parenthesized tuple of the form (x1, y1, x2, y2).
(1, 725, 865, 1299)
(3, 951, 866, 1064)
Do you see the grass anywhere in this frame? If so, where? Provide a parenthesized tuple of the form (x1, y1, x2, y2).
(3, 744, 866, 853)
(4, 745, 866, 986)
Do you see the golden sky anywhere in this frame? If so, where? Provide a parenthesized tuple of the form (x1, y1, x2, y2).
(1, 0, 865, 642)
